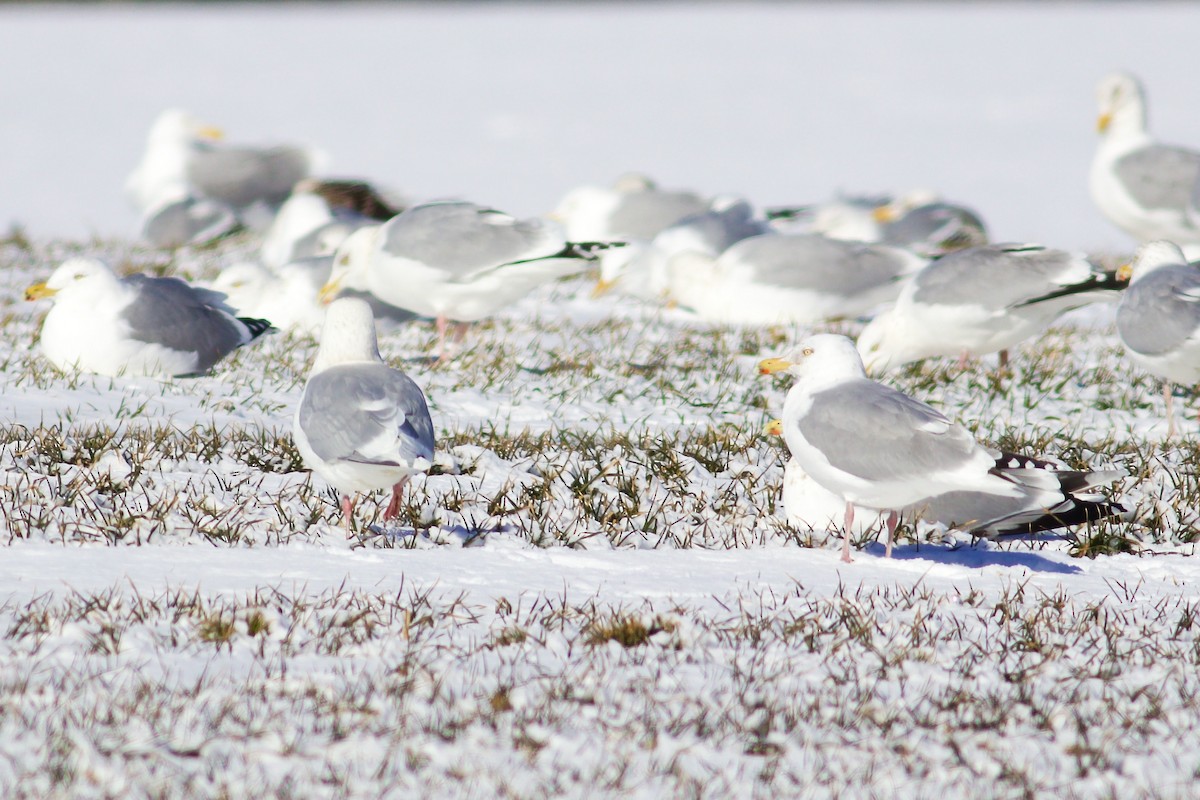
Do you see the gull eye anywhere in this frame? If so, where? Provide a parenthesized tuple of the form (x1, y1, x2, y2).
(802, 347, 814, 356)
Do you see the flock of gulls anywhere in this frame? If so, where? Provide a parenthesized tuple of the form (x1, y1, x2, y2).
(19, 71, 1200, 558)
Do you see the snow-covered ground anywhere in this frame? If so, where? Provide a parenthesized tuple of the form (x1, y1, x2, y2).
(3, 3, 1200, 798)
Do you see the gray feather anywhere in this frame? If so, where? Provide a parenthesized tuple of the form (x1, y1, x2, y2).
(1113, 145, 1200, 211)
(121, 275, 253, 372)
(1117, 265, 1200, 355)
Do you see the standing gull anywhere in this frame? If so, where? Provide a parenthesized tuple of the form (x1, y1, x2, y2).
(759, 335, 1125, 561)
(1090, 72, 1200, 246)
(765, 420, 1122, 540)
(294, 298, 435, 527)
(1115, 240, 1200, 437)
(25, 258, 273, 378)
(321, 200, 616, 353)
(857, 243, 1126, 372)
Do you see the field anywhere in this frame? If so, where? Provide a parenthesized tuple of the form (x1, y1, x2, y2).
(5, 3, 1200, 798)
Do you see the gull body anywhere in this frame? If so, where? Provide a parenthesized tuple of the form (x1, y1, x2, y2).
(25, 258, 272, 377)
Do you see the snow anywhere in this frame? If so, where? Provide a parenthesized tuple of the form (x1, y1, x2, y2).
(3, 2, 1200, 797)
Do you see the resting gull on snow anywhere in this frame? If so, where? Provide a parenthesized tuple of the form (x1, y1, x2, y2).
(25, 257, 273, 377)
(759, 335, 1125, 562)
(857, 243, 1126, 372)
(126, 108, 320, 239)
(667, 233, 926, 326)
(1090, 72, 1200, 246)
(294, 298, 435, 527)
(321, 200, 618, 354)
(552, 173, 709, 243)
(1115, 240, 1200, 437)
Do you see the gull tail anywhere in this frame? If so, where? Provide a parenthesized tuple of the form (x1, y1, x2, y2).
(1014, 267, 1129, 309)
(983, 452, 1127, 537)
(238, 317, 277, 341)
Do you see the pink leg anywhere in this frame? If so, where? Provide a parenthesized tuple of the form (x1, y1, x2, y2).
(842, 502, 855, 563)
(957, 351, 970, 370)
(885, 511, 898, 559)
(450, 321, 470, 344)
(1165, 382, 1176, 439)
(383, 477, 411, 521)
(340, 495, 355, 529)
(435, 316, 449, 359)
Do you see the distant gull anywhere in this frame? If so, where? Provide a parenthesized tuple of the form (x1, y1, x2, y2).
(126, 108, 321, 238)
(595, 196, 772, 301)
(1091, 72, 1200, 246)
(877, 200, 989, 258)
(667, 233, 926, 326)
(322, 200, 617, 354)
(138, 189, 241, 250)
(759, 335, 1125, 561)
(857, 243, 1126, 372)
(260, 182, 389, 270)
(552, 173, 709, 242)
(764, 193, 896, 242)
(766, 420, 1124, 541)
(294, 297, 435, 527)
(25, 257, 273, 377)
(1115, 240, 1200, 437)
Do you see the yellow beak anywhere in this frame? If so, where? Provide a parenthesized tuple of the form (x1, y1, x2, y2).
(24, 282, 57, 301)
(1097, 113, 1112, 134)
(872, 205, 898, 223)
(764, 418, 783, 436)
(1116, 261, 1133, 282)
(758, 357, 793, 375)
(591, 278, 616, 298)
(197, 125, 225, 141)
(318, 279, 341, 305)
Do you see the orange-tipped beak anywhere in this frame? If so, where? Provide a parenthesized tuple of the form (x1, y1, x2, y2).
(758, 357, 792, 375)
(872, 205, 898, 223)
(1116, 261, 1133, 282)
(764, 419, 783, 437)
(24, 282, 56, 301)
(318, 279, 341, 305)
(197, 125, 225, 141)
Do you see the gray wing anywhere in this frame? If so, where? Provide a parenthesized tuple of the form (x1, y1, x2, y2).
(380, 201, 564, 280)
(796, 380, 981, 482)
(606, 190, 709, 240)
(140, 195, 239, 248)
(662, 201, 771, 253)
(911, 244, 1087, 309)
(299, 363, 435, 467)
(730, 235, 911, 294)
(188, 143, 312, 209)
(1113, 145, 1200, 211)
(1117, 265, 1200, 355)
(881, 203, 988, 255)
(121, 275, 250, 372)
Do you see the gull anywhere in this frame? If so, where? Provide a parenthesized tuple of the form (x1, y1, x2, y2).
(321, 200, 617, 353)
(877, 200, 989, 258)
(766, 419, 1123, 543)
(1115, 240, 1200, 437)
(667, 233, 926, 326)
(260, 178, 402, 269)
(294, 298, 435, 527)
(857, 243, 1126, 372)
(24, 257, 273, 377)
(595, 196, 772, 300)
(126, 108, 321, 235)
(759, 335, 1125, 561)
(552, 173, 710, 242)
(1090, 72, 1200, 246)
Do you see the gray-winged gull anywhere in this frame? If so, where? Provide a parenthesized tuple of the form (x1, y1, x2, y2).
(1116, 240, 1200, 437)
(759, 335, 1125, 561)
(1091, 72, 1200, 246)
(667, 233, 926, 325)
(857, 243, 1126, 372)
(321, 200, 617, 353)
(294, 297, 435, 527)
(25, 257, 273, 377)
(552, 173, 710, 242)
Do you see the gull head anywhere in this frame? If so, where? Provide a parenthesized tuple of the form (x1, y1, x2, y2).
(764, 418, 784, 437)
(313, 297, 381, 373)
(758, 334, 867, 384)
(149, 108, 224, 146)
(855, 311, 903, 374)
(26, 257, 117, 302)
(1122, 240, 1187, 283)
(1095, 72, 1145, 135)
(321, 225, 379, 304)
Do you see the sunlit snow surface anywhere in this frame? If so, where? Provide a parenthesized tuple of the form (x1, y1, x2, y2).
(3, 3, 1200, 798)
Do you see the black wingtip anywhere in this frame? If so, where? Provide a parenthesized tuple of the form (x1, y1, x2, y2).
(239, 317, 276, 339)
(991, 499, 1127, 537)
